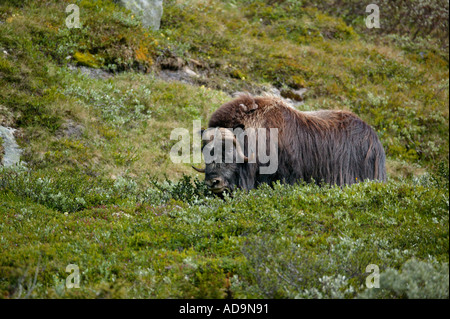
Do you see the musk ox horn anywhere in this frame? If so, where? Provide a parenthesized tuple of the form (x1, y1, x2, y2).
(218, 128, 252, 163)
(233, 137, 250, 162)
(192, 166, 205, 173)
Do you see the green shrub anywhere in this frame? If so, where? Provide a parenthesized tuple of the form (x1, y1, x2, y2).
(0, 166, 119, 212)
(0, 166, 212, 212)
(240, 235, 360, 298)
(299, 0, 449, 46)
(146, 175, 212, 205)
(358, 258, 449, 299)
(0, 174, 448, 298)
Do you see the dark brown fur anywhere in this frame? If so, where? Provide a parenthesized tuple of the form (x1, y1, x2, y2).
(206, 94, 386, 189)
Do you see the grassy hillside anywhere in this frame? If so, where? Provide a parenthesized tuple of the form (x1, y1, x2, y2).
(0, 0, 448, 298)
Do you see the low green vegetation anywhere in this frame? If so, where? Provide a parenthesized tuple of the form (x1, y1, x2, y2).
(0, 167, 448, 298)
(0, 0, 448, 298)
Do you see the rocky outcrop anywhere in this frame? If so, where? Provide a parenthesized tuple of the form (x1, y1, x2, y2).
(0, 126, 23, 167)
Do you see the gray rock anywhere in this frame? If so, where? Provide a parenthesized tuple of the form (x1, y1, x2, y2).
(68, 64, 112, 80)
(117, 0, 163, 30)
(0, 125, 24, 167)
(156, 66, 203, 85)
(57, 120, 85, 139)
(182, 67, 199, 78)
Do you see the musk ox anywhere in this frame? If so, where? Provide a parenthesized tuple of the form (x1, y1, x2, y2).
(193, 94, 386, 194)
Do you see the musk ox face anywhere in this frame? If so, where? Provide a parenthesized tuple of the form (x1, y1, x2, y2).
(193, 128, 251, 194)
(203, 160, 240, 194)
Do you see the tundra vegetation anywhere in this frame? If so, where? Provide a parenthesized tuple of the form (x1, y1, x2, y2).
(0, 0, 448, 298)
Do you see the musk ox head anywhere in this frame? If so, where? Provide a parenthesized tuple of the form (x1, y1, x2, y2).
(192, 128, 252, 194)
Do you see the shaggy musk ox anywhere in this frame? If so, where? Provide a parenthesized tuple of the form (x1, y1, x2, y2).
(193, 94, 386, 193)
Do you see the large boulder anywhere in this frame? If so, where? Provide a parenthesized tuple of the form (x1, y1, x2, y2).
(117, 0, 164, 30)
